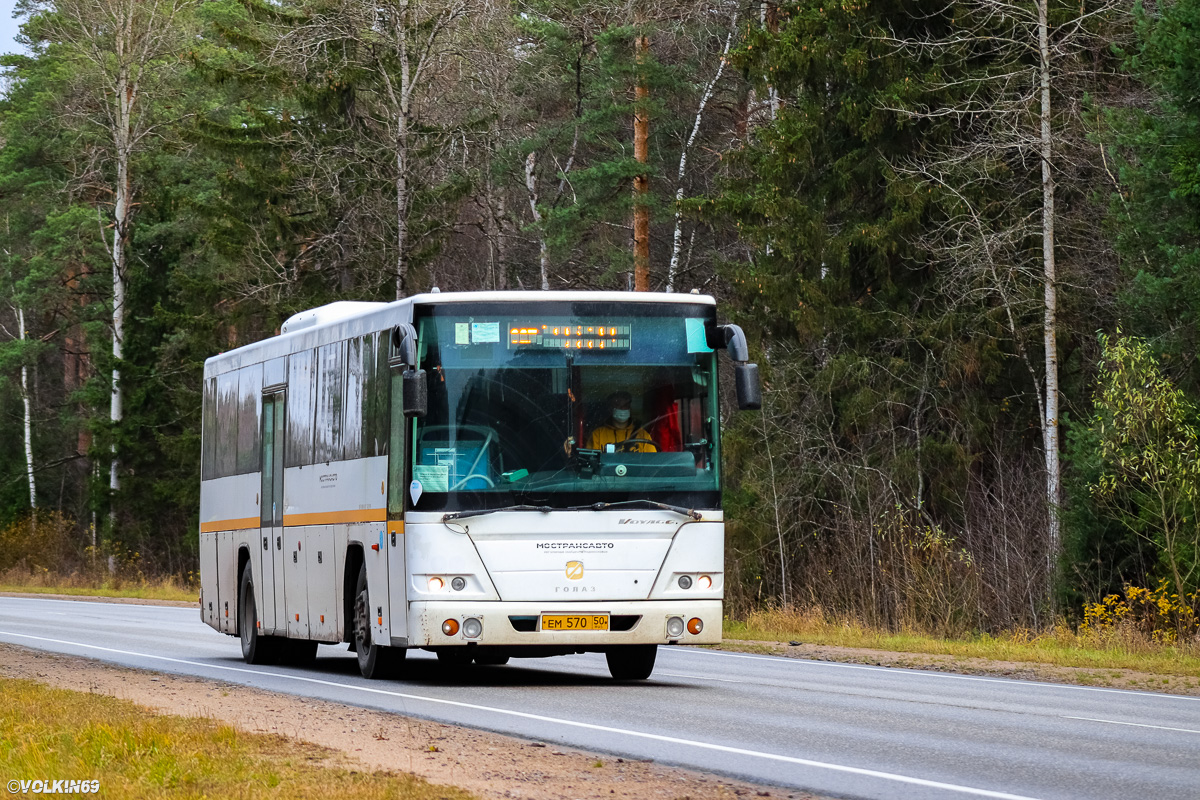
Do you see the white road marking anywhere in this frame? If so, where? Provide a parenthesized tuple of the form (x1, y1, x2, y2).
(2, 596, 1195, 705)
(0, 629, 1043, 800)
(682, 648, 1200, 703)
(657, 671, 744, 684)
(1063, 716, 1200, 735)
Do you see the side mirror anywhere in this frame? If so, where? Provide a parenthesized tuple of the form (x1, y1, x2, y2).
(735, 363, 762, 410)
(390, 323, 419, 366)
(710, 323, 761, 411)
(402, 368, 427, 418)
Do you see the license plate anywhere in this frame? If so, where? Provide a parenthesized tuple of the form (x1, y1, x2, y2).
(541, 614, 610, 631)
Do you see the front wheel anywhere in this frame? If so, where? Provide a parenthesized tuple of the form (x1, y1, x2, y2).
(239, 564, 281, 665)
(354, 563, 405, 679)
(605, 645, 657, 680)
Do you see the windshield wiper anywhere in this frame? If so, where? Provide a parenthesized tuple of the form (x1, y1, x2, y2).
(441, 499, 704, 522)
(567, 500, 702, 520)
(441, 504, 554, 522)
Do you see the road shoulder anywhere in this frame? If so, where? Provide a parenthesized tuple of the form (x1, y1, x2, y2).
(0, 642, 816, 800)
(713, 639, 1200, 696)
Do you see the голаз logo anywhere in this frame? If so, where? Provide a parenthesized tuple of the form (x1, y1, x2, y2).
(565, 561, 584, 580)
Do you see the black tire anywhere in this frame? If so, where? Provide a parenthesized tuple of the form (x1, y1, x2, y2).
(239, 564, 281, 665)
(354, 563, 405, 679)
(436, 648, 474, 667)
(606, 645, 657, 680)
(473, 650, 510, 666)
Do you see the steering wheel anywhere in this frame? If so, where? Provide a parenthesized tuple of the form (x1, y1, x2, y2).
(450, 474, 496, 491)
(615, 438, 657, 452)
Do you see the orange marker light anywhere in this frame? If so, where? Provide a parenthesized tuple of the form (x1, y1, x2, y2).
(687, 618, 704, 635)
(442, 619, 460, 636)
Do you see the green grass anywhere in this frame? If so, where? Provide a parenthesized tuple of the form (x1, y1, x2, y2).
(0, 582, 195, 603)
(0, 570, 196, 604)
(0, 678, 475, 800)
(724, 607, 1200, 678)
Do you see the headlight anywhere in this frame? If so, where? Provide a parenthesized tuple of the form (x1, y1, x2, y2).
(677, 575, 693, 590)
(451, 576, 466, 591)
(463, 617, 483, 638)
(666, 616, 685, 638)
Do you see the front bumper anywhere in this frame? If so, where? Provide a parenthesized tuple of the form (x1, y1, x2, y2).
(407, 599, 722, 647)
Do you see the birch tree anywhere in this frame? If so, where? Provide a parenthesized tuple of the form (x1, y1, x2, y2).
(28, 0, 196, 503)
(266, 0, 469, 300)
(667, 13, 736, 292)
(885, 0, 1126, 579)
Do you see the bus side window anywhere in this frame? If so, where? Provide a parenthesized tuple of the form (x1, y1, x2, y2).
(345, 337, 364, 461)
(361, 332, 390, 458)
(315, 341, 345, 464)
(287, 350, 316, 468)
(216, 370, 239, 478)
(202, 377, 217, 480)
(236, 363, 263, 474)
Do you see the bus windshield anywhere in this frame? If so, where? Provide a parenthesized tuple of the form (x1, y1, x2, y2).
(409, 301, 720, 512)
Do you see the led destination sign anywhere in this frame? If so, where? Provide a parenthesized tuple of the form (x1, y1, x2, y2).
(508, 323, 631, 351)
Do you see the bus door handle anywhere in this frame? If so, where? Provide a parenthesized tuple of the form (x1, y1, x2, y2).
(262, 536, 268, 551)
(276, 535, 281, 550)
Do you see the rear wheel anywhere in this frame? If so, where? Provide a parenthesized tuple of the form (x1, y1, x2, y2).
(239, 564, 281, 665)
(605, 645, 657, 680)
(354, 563, 405, 679)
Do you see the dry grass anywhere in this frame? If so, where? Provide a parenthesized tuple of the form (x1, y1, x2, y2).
(0, 677, 476, 799)
(0, 567, 196, 603)
(724, 605, 1200, 677)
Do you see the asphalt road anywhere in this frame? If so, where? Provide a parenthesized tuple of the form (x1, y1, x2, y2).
(1, 596, 1197, 800)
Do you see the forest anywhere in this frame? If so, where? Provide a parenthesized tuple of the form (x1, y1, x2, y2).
(2, 0, 1199, 637)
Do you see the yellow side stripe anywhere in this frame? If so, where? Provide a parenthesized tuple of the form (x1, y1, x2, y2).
(200, 508, 388, 533)
(283, 509, 387, 526)
(199, 517, 259, 533)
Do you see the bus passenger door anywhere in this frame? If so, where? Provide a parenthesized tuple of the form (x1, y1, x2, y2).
(385, 367, 408, 647)
(261, 392, 286, 635)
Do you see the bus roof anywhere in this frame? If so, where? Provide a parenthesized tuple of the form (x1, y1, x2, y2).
(204, 290, 716, 377)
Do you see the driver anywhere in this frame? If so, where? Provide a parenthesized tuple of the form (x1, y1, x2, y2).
(587, 391, 657, 453)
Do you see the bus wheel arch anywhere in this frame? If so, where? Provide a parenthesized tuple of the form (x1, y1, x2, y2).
(343, 545, 365, 646)
(238, 558, 281, 665)
(353, 561, 405, 679)
(234, 547, 251, 638)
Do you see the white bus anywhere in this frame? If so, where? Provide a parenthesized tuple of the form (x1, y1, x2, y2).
(199, 291, 759, 680)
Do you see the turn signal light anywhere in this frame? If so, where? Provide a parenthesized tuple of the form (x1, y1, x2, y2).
(698, 575, 713, 589)
(442, 618, 460, 636)
(428, 576, 445, 591)
(687, 617, 704, 635)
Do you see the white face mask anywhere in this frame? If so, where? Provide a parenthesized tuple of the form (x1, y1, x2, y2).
(611, 408, 631, 423)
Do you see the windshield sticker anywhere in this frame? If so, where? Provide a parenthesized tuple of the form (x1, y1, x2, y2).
(454, 322, 470, 345)
(412, 465, 449, 493)
(471, 321, 500, 343)
(409, 479, 423, 504)
(686, 318, 714, 353)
